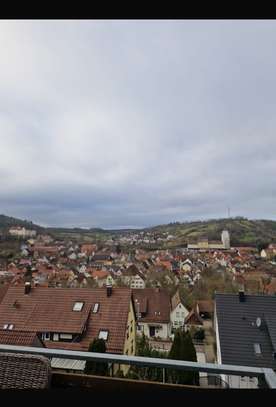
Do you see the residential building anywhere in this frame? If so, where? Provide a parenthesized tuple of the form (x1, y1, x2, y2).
(0, 283, 136, 374)
(9, 227, 37, 238)
(215, 291, 276, 388)
(170, 290, 189, 330)
(121, 265, 146, 289)
(132, 288, 172, 340)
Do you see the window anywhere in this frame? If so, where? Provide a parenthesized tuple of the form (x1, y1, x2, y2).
(98, 330, 109, 340)
(254, 343, 261, 355)
(176, 312, 180, 317)
(93, 303, 99, 313)
(53, 333, 59, 341)
(73, 302, 84, 311)
(60, 334, 73, 340)
(3, 324, 14, 330)
(42, 333, 50, 341)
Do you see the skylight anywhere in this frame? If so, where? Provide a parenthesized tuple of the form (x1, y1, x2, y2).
(73, 302, 84, 311)
(93, 303, 99, 313)
(254, 343, 261, 355)
(98, 330, 108, 340)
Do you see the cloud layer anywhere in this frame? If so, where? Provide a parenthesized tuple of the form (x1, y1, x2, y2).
(0, 20, 276, 228)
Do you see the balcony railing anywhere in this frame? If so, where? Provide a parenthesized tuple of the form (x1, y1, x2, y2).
(0, 344, 276, 389)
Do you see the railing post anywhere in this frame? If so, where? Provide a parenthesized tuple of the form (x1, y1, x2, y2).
(163, 368, 165, 383)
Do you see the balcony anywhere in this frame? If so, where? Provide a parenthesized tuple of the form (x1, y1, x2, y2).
(0, 344, 276, 390)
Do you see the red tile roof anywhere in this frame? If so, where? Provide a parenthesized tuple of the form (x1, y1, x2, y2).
(0, 285, 9, 304)
(0, 329, 43, 347)
(132, 288, 171, 323)
(0, 286, 132, 354)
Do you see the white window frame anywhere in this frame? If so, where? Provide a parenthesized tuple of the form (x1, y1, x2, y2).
(53, 333, 59, 341)
(93, 303, 99, 313)
(60, 333, 73, 340)
(8, 324, 14, 330)
(73, 302, 84, 311)
(3, 324, 8, 330)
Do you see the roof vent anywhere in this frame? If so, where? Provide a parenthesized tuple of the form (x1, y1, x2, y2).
(24, 282, 31, 295)
(238, 289, 245, 302)
(256, 316, 266, 330)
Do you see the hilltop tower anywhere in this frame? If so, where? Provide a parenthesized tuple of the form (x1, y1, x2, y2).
(221, 230, 230, 249)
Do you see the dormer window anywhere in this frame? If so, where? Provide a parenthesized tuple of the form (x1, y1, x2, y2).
(8, 324, 14, 330)
(73, 302, 84, 311)
(93, 303, 99, 313)
(98, 330, 109, 340)
(3, 324, 9, 330)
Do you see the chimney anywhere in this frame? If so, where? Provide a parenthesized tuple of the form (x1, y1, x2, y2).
(239, 289, 245, 302)
(106, 275, 113, 297)
(24, 282, 31, 295)
(106, 285, 112, 297)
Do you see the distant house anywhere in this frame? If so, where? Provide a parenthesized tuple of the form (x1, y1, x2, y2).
(9, 227, 37, 238)
(261, 249, 275, 260)
(170, 290, 189, 330)
(80, 244, 97, 256)
(121, 265, 146, 289)
(215, 291, 276, 388)
(196, 300, 214, 320)
(91, 270, 114, 287)
(180, 259, 193, 273)
(132, 288, 172, 341)
(184, 309, 204, 330)
(92, 253, 113, 264)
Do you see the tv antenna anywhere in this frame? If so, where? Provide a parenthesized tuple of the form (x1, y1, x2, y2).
(227, 207, 230, 219)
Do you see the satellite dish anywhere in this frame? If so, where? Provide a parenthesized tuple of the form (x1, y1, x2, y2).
(256, 317, 262, 328)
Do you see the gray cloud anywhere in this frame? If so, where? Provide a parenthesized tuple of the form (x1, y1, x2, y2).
(0, 20, 276, 228)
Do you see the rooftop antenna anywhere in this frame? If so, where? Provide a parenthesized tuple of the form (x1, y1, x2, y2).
(227, 207, 230, 219)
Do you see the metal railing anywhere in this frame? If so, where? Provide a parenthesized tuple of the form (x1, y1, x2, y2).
(0, 344, 275, 388)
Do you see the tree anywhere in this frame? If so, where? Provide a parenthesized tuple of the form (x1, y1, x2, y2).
(128, 334, 167, 382)
(84, 338, 108, 376)
(168, 329, 199, 386)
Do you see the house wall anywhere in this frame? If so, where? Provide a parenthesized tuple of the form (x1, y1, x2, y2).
(137, 321, 171, 339)
(116, 300, 136, 375)
(130, 276, 145, 289)
(170, 303, 189, 329)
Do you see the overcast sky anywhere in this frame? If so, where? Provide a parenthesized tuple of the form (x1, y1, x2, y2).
(0, 20, 276, 228)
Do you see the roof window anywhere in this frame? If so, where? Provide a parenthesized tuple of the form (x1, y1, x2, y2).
(3, 324, 14, 330)
(93, 303, 99, 313)
(254, 343, 262, 355)
(98, 330, 109, 340)
(73, 302, 84, 311)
